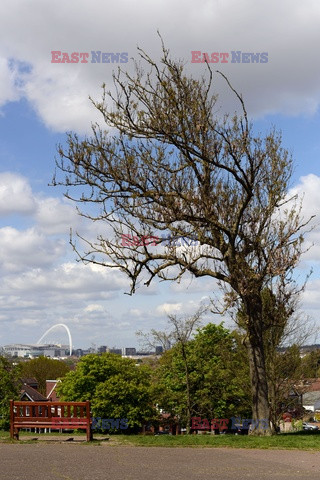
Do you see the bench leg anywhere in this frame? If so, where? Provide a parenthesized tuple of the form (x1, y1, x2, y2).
(87, 427, 93, 442)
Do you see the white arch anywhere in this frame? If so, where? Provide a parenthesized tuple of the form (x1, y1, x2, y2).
(37, 323, 72, 356)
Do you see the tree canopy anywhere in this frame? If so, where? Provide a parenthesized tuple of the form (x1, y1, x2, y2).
(153, 323, 251, 430)
(57, 353, 155, 432)
(21, 356, 70, 395)
(0, 356, 20, 430)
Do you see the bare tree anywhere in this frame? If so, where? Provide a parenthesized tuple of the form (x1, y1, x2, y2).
(53, 40, 312, 434)
(136, 329, 174, 353)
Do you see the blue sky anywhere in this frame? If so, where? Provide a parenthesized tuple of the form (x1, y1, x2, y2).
(1, 0, 320, 349)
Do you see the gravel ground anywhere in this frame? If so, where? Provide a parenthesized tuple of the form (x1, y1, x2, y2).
(2, 444, 320, 480)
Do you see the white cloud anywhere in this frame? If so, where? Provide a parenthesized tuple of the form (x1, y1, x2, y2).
(0, 226, 65, 272)
(0, 1, 320, 132)
(288, 174, 320, 263)
(0, 57, 20, 107)
(170, 274, 218, 293)
(128, 308, 143, 317)
(0, 172, 36, 215)
(156, 302, 183, 315)
(34, 196, 81, 235)
(1, 0, 320, 348)
(289, 174, 320, 224)
(84, 304, 104, 313)
(4, 261, 127, 296)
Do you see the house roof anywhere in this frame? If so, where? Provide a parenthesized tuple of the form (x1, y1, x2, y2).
(20, 384, 47, 402)
(46, 379, 60, 400)
(303, 391, 320, 406)
(309, 381, 320, 392)
(20, 377, 38, 385)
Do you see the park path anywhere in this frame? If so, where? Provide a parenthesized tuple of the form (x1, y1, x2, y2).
(1, 444, 320, 479)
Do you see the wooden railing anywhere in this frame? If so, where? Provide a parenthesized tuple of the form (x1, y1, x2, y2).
(10, 400, 92, 441)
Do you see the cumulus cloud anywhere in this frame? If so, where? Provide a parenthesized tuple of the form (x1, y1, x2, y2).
(0, 57, 20, 107)
(4, 261, 128, 296)
(0, 226, 65, 272)
(156, 302, 183, 316)
(0, 1, 319, 132)
(288, 174, 320, 264)
(155, 299, 208, 317)
(34, 196, 81, 235)
(0, 172, 36, 215)
(1, 0, 320, 347)
(289, 174, 320, 224)
(84, 304, 105, 313)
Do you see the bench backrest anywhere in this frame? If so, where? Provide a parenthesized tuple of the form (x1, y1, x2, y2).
(10, 400, 91, 423)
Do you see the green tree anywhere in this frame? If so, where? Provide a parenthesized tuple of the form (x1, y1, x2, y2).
(191, 324, 251, 420)
(237, 288, 310, 432)
(0, 356, 21, 430)
(21, 357, 70, 395)
(138, 309, 206, 433)
(153, 323, 251, 431)
(301, 350, 320, 378)
(267, 344, 303, 429)
(54, 41, 311, 434)
(57, 353, 155, 432)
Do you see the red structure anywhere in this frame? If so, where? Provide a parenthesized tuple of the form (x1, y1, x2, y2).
(10, 400, 92, 441)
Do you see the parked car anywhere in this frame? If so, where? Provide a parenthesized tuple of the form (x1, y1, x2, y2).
(302, 422, 319, 431)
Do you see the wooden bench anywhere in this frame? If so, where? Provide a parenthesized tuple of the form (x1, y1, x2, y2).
(10, 400, 92, 441)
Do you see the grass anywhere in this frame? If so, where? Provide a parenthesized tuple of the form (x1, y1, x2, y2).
(1, 430, 320, 450)
(109, 431, 320, 450)
(0, 431, 10, 441)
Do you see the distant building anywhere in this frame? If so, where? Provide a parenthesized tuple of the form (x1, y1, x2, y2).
(3, 343, 68, 358)
(98, 345, 107, 353)
(122, 347, 136, 356)
(108, 348, 122, 355)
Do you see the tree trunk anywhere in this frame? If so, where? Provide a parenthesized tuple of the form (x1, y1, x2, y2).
(246, 329, 272, 435)
(267, 359, 279, 434)
(180, 342, 192, 434)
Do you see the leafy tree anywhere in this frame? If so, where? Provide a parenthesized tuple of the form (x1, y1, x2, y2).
(153, 323, 251, 431)
(21, 356, 70, 395)
(301, 350, 320, 378)
(54, 41, 311, 434)
(57, 353, 155, 432)
(139, 309, 203, 433)
(237, 288, 311, 432)
(0, 356, 21, 430)
(191, 324, 251, 420)
(262, 291, 306, 432)
(267, 344, 303, 428)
